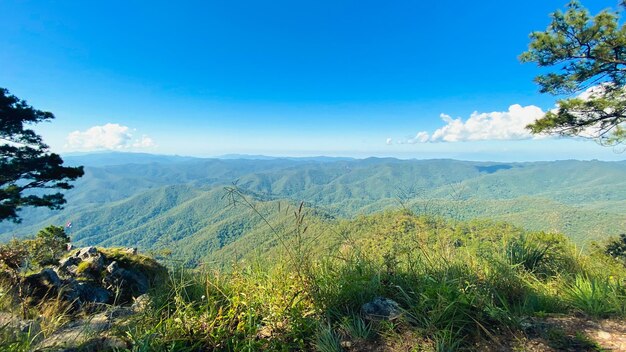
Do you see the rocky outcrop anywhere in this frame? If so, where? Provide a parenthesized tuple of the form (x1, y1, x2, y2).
(33, 306, 134, 351)
(1, 246, 163, 351)
(21, 246, 166, 309)
(1, 294, 152, 352)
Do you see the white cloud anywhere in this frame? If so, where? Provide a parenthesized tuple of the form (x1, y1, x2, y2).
(407, 131, 430, 144)
(66, 123, 155, 150)
(405, 104, 546, 143)
(133, 135, 155, 148)
(578, 85, 606, 100)
(386, 138, 393, 145)
(566, 84, 624, 139)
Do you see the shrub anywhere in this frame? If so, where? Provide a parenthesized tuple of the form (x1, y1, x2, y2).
(564, 275, 623, 317)
(28, 226, 69, 267)
(604, 234, 626, 266)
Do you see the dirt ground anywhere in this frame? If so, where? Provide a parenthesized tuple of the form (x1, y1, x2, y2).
(341, 315, 626, 351)
(514, 315, 626, 351)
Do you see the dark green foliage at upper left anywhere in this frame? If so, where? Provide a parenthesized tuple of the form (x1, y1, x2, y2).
(0, 88, 84, 223)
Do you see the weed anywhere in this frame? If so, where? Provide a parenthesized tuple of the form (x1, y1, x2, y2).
(564, 275, 620, 317)
(432, 330, 463, 352)
(315, 324, 342, 352)
(340, 314, 372, 340)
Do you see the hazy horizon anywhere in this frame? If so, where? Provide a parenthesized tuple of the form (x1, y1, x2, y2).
(58, 150, 625, 163)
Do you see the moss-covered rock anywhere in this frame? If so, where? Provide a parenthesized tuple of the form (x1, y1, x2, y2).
(22, 246, 167, 308)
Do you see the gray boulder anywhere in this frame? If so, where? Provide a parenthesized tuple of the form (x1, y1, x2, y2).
(75, 282, 112, 304)
(57, 256, 80, 276)
(34, 308, 130, 351)
(0, 312, 41, 339)
(362, 297, 402, 321)
(103, 261, 149, 303)
(22, 268, 62, 300)
(77, 246, 98, 259)
(82, 253, 105, 272)
(131, 294, 151, 312)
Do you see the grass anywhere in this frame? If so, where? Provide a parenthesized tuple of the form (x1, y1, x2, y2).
(117, 210, 625, 350)
(315, 324, 342, 352)
(543, 327, 604, 351)
(2, 209, 626, 350)
(564, 275, 626, 317)
(339, 314, 372, 341)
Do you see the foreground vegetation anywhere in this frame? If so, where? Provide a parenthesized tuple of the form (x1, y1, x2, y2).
(2, 204, 626, 351)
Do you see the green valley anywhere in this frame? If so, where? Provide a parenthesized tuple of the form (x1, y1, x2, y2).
(1, 154, 624, 264)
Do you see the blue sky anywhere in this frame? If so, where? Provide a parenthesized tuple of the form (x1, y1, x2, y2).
(1, 0, 624, 160)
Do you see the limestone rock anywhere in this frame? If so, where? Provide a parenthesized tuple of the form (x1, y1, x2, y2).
(102, 261, 149, 303)
(79, 336, 129, 351)
(0, 312, 41, 339)
(8, 246, 166, 351)
(106, 261, 119, 274)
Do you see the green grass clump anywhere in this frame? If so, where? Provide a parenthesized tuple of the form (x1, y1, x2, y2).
(563, 275, 626, 317)
(74, 260, 94, 275)
(122, 262, 318, 351)
(339, 314, 372, 341)
(314, 324, 342, 352)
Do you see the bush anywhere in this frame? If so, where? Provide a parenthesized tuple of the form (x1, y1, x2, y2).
(604, 234, 626, 266)
(564, 275, 625, 317)
(28, 226, 69, 267)
(0, 226, 69, 275)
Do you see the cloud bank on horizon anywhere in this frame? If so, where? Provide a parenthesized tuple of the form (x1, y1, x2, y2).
(66, 123, 155, 150)
(393, 104, 546, 144)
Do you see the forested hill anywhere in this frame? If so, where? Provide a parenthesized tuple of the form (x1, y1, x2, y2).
(1, 153, 624, 262)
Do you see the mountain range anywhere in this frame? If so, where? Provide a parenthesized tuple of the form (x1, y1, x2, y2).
(1, 152, 624, 264)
